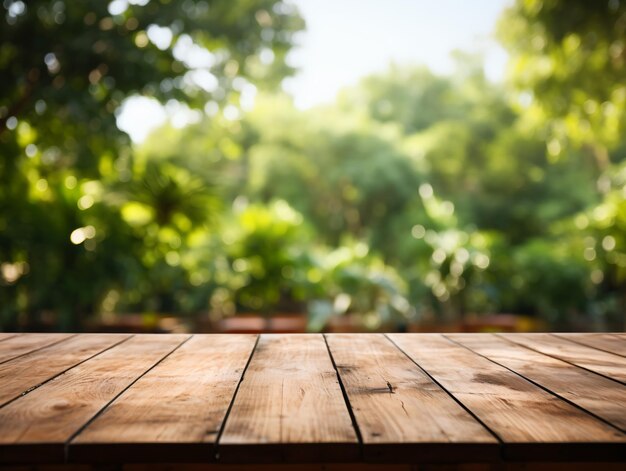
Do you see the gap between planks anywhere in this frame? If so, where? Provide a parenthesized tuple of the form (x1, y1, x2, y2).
(384, 333, 504, 445)
(497, 333, 626, 386)
(550, 333, 626, 358)
(0, 333, 20, 343)
(213, 334, 260, 461)
(329, 334, 498, 464)
(0, 334, 192, 464)
(387, 333, 626, 462)
(216, 334, 360, 463)
(444, 334, 626, 435)
(0, 333, 77, 365)
(63, 335, 194, 460)
(0, 334, 134, 409)
(69, 334, 258, 464)
(323, 333, 365, 460)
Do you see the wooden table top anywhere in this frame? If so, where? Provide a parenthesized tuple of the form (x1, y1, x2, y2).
(0, 332, 624, 466)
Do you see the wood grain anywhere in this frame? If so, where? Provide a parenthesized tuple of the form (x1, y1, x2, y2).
(326, 334, 497, 463)
(388, 333, 626, 461)
(1, 333, 625, 466)
(0, 334, 130, 407)
(500, 333, 626, 384)
(0, 334, 188, 464)
(448, 333, 626, 432)
(554, 333, 626, 357)
(69, 334, 257, 463)
(0, 333, 74, 364)
(0, 333, 19, 342)
(218, 334, 359, 463)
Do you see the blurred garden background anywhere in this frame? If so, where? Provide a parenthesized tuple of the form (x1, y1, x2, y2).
(1, 0, 626, 333)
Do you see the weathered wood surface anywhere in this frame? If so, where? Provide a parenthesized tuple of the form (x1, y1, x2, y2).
(0, 333, 130, 407)
(325, 334, 497, 462)
(0, 332, 624, 466)
(0, 333, 74, 364)
(500, 333, 626, 384)
(70, 334, 257, 463)
(218, 334, 359, 463)
(448, 333, 626, 432)
(0, 333, 19, 342)
(0, 334, 188, 463)
(388, 333, 626, 461)
(554, 333, 626, 357)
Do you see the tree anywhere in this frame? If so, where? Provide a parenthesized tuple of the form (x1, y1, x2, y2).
(136, 61, 605, 327)
(498, 0, 626, 167)
(0, 0, 303, 329)
(499, 0, 626, 328)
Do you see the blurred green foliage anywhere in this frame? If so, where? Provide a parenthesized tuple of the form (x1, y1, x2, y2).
(1, 0, 625, 331)
(0, 0, 304, 329)
(221, 200, 314, 314)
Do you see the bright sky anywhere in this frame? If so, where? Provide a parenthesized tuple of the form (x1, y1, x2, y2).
(118, 0, 511, 142)
(285, 0, 511, 108)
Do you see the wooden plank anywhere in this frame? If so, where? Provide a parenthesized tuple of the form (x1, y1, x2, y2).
(448, 333, 626, 432)
(0, 333, 74, 364)
(0, 333, 19, 342)
(0, 334, 130, 407)
(218, 334, 359, 463)
(388, 334, 626, 461)
(0, 334, 189, 464)
(501, 333, 626, 384)
(325, 334, 498, 463)
(69, 334, 258, 463)
(554, 333, 626, 357)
